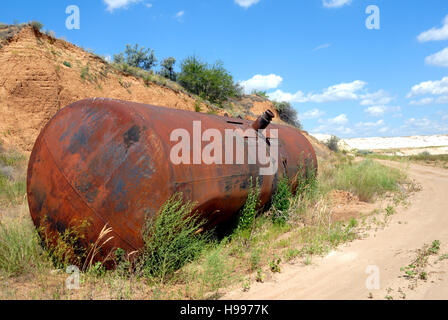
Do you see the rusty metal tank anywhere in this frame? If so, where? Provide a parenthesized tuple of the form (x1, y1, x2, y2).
(27, 98, 317, 262)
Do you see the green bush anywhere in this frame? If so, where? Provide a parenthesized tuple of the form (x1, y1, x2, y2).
(159, 57, 177, 81)
(273, 101, 302, 129)
(29, 21, 43, 31)
(237, 178, 261, 231)
(114, 44, 157, 71)
(63, 61, 72, 68)
(271, 176, 292, 224)
(177, 56, 242, 105)
(325, 136, 340, 152)
(140, 193, 210, 281)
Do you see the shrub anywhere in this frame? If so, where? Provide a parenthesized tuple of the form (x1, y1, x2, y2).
(45, 30, 56, 38)
(114, 44, 157, 71)
(159, 57, 177, 81)
(177, 56, 242, 105)
(325, 135, 340, 152)
(271, 176, 293, 224)
(39, 219, 90, 269)
(236, 178, 261, 231)
(251, 90, 268, 98)
(273, 101, 302, 129)
(139, 193, 210, 280)
(29, 21, 43, 31)
(63, 61, 72, 68)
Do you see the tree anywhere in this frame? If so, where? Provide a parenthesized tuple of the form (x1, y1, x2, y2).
(273, 101, 302, 129)
(325, 136, 340, 152)
(113, 44, 157, 71)
(177, 56, 242, 105)
(159, 57, 177, 81)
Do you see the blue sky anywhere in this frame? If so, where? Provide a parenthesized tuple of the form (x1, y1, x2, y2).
(2, 0, 448, 138)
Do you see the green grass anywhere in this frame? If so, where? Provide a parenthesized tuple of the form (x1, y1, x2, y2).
(363, 152, 448, 169)
(0, 150, 27, 206)
(321, 158, 405, 202)
(0, 217, 48, 277)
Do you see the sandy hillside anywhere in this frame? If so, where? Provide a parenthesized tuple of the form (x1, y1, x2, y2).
(0, 25, 293, 153)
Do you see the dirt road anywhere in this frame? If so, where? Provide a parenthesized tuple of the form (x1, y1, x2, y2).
(223, 161, 448, 300)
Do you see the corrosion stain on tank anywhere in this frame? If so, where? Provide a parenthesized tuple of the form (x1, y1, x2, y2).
(123, 125, 141, 149)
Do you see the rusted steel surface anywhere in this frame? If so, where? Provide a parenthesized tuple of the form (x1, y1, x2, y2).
(27, 98, 317, 262)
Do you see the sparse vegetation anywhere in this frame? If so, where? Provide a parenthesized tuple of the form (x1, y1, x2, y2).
(273, 101, 302, 129)
(325, 135, 340, 152)
(29, 21, 43, 32)
(400, 240, 441, 285)
(0, 217, 47, 277)
(361, 152, 448, 169)
(63, 61, 72, 68)
(321, 158, 405, 202)
(251, 90, 268, 98)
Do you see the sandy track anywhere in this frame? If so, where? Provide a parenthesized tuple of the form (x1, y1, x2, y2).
(223, 161, 448, 300)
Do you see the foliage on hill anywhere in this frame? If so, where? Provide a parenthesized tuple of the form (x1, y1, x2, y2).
(273, 101, 302, 129)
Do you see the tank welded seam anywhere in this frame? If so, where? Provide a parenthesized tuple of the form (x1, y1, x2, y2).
(41, 137, 138, 251)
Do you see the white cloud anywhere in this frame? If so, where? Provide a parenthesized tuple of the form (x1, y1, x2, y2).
(360, 90, 394, 106)
(417, 15, 448, 42)
(436, 95, 448, 104)
(103, 0, 142, 12)
(268, 90, 305, 103)
(355, 119, 384, 128)
(300, 109, 326, 120)
(425, 47, 448, 67)
(145, 3, 153, 8)
(409, 97, 434, 105)
(175, 11, 185, 18)
(328, 114, 349, 125)
(268, 80, 366, 103)
(313, 43, 331, 51)
(407, 76, 448, 97)
(322, 0, 352, 9)
(405, 118, 433, 128)
(401, 117, 448, 135)
(235, 0, 260, 9)
(364, 105, 387, 117)
(364, 105, 401, 117)
(239, 74, 283, 93)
